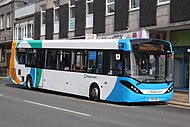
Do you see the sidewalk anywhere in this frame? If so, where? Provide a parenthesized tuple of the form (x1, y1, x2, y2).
(169, 90, 190, 108)
(0, 77, 190, 107)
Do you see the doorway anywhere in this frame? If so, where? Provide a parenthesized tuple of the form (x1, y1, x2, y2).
(174, 50, 189, 89)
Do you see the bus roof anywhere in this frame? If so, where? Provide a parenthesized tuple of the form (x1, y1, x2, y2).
(14, 39, 131, 50)
(13, 38, 172, 51)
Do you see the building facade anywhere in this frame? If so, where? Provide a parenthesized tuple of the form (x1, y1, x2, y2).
(33, 0, 190, 89)
(0, 0, 34, 76)
(0, 0, 13, 76)
(14, 0, 35, 40)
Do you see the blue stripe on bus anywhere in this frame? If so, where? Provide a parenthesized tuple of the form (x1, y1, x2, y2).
(105, 77, 173, 102)
(29, 68, 36, 87)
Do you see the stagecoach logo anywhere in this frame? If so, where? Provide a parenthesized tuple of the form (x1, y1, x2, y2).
(84, 74, 97, 79)
(148, 90, 163, 94)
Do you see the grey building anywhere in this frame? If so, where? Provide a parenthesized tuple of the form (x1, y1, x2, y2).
(14, 0, 36, 40)
(0, 0, 33, 76)
(34, 0, 190, 89)
(0, 0, 13, 76)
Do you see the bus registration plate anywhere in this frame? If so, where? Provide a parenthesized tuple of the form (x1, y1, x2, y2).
(149, 98, 159, 101)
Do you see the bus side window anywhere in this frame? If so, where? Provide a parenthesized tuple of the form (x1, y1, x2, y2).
(36, 49, 45, 68)
(46, 50, 56, 70)
(16, 49, 26, 64)
(87, 51, 97, 73)
(71, 50, 87, 72)
(56, 50, 71, 71)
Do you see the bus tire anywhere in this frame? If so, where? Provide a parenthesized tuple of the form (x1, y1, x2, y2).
(89, 84, 100, 101)
(26, 76, 33, 89)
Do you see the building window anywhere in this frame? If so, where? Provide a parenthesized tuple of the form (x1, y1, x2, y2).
(86, 0, 93, 28)
(106, 0, 115, 15)
(0, 15, 4, 29)
(130, 0, 139, 10)
(41, 5, 46, 25)
(15, 23, 33, 40)
(158, 0, 170, 4)
(0, 47, 5, 63)
(69, 0, 75, 30)
(6, 13, 11, 28)
(27, 24, 33, 38)
(54, 0, 60, 22)
(18, 27, 21, 40)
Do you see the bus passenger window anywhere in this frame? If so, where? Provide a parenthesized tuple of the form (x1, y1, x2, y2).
(87, 51, 96, 73)
(71, 50, 87, 72)
(87, 51, 103, 74)
(16, 49, 26, 64)
(46, 50, 56, 69)
(108, 51, 123, 76)
(56, 50, 71, 71)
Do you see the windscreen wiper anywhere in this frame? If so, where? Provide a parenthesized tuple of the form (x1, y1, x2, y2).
(154, 76, 169, 85)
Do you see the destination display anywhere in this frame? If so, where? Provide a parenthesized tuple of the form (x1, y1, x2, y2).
(138, 44, 164, 52)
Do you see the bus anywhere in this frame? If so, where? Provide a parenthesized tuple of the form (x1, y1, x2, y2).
(9, 38, 174, 102)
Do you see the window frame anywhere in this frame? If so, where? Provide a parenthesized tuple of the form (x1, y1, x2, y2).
(129, 0, 140, 11)
(6, 12, 11, 28)
(69, 0, 75, 31)
(106, 0, 115, 16)
(54, 0, 60, 23)
(157, 0, 170, 5)
(86, 0, 93, 28)
(41, 4, 46, 25)
(0, 14, 4, 30)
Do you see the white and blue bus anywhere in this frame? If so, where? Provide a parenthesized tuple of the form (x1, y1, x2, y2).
(9, 38, 174, 102)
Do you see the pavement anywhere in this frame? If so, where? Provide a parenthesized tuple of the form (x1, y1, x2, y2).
(0, 77, 190, 108)
(168, 90, 190, 108)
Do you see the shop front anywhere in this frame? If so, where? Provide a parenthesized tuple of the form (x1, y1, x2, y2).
(0, 42, 11, 76)
(170, 29, 190, 89)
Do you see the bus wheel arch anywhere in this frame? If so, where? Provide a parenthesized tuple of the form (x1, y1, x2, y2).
(89, 83, 100, 101)
(26, 75, 33, 89)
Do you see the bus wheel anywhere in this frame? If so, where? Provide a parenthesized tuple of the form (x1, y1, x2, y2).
(26, 76, 33, 89)
(89, 85, 100, 101)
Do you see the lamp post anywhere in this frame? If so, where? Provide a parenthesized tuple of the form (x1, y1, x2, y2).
(187, 49, 190, 103)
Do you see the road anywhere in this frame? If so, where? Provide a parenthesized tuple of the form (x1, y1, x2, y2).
(0, 78, 190, 127)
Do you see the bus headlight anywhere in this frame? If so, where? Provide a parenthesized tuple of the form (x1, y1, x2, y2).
(119, 80, 143, 94)
(165, 85, 174, 94)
